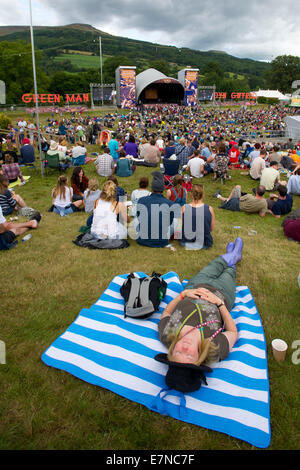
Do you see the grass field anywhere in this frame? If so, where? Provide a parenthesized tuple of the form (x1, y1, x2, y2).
(0, 115, 300, 450)
(53, 53, 112, 69)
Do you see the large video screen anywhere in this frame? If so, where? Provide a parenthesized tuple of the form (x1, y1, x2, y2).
(198, 88, 215, 101)
(92, 86, 114, 101)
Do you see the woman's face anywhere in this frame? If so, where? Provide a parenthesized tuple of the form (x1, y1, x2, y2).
(79, 170, 83, 178)
(172, 333, 199, 364)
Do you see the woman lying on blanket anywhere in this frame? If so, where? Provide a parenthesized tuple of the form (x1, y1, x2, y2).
(155, 238, 243, 392)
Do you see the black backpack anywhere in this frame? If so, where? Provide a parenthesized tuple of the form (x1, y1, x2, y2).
(120, 272, 167, 319)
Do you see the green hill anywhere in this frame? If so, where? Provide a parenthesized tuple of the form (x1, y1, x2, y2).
(0, 23, 269, 79)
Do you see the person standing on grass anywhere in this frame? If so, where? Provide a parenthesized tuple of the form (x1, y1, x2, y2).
(108, 133, 120, 161)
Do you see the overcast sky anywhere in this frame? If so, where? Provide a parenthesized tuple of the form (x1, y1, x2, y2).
(0, 0, 299, 61)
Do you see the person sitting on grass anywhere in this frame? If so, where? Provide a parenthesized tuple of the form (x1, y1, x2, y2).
(213, 143, 230, 181)
(266, 183, 293, 219)
(180, 184, 215, 250)
(51, 175, 83, 217)
(2, 154, 25, 184)
(0, 175, 30, 217)
(214, 184, 268, 217)
(107, 175, 126, 202)
(90, 180, 128, 240)
(83, 179, 101, 213)
(70, 167, 89, 202)
(71, 141, 87, 165)
(19, 138, 35, 165)
(166, 174, 187, 206)
(116, 149, 135, 177)
(130, 177, 151, 217)
(0, 204, 41, 251)
(260, 161, 280, 191)
(287, 167, 300, 196)
(47, 140, 71, 166)
(155, 238, 243, 393)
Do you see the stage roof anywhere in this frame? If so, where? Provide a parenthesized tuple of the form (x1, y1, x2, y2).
(136, 68, 183, 101)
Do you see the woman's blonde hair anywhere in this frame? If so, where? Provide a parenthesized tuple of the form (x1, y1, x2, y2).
(191, 184, 204, 202)
(167, 335, 219, 366)
(100, 180, 117, 202)
(52, 175, 68, 199)
(87, 178, 99, 197)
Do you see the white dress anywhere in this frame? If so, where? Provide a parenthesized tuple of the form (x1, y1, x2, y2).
(91, 200, 127, 240)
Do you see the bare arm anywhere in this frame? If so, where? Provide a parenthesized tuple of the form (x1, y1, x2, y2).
(195, 288, 238, 349)
(209, 206, 215, 231)
(161, 288, 205, 320)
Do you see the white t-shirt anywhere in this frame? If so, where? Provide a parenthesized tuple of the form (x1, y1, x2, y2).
(52, 187, 73, 207)
(0, 206, 6, 225)
(249, 150, 260, 165)
(72, 146, 87, 159)
(260, 167, 280, 191)
(250, 158, 265, 180)
(187, 157, 205, 178)
(131, 189, 151, 216)
(18, 120, 27, 132)
(156, 139, 164, 149)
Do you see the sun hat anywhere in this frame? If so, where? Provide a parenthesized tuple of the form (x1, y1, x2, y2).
(154, 353, 212, 393)
(50, 140, 58, 151)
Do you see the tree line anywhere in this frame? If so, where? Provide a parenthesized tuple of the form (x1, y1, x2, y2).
(0, 39, 299, 105)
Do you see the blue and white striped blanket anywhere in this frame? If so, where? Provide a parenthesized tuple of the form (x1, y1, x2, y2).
(41, 271, 271, 448)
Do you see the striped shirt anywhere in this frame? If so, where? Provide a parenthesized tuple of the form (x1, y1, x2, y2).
(0, 190, 17, 215)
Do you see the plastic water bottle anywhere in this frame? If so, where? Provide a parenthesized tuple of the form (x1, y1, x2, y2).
(22, 233, 32, 242)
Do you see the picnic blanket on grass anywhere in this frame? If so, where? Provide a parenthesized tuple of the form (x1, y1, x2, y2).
(41, 271, 271, 448)
(8, 176, 30, 188)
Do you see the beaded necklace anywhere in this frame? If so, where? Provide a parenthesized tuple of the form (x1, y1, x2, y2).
(175, 304, 223, 342)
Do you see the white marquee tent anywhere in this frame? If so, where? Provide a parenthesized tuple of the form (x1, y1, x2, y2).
(285, 115, 300, 139)
(254, 89, 290, 101)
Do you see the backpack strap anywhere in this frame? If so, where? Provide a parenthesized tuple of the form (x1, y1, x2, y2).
(125, 276, 155, 318)
(125, 277, 141, 313)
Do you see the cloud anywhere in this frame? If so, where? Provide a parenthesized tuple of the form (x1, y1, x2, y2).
(0, 0, 299, 60)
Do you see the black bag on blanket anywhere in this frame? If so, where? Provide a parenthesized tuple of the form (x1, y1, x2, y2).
(120, 272, 167, 319)
(72, 233, 129, 250)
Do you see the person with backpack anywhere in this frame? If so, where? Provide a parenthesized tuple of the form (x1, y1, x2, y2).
(166, 174, 187, 206)
(155, 237, 243, 393)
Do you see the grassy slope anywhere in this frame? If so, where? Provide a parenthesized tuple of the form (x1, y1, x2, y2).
(0, 112, 299, 450)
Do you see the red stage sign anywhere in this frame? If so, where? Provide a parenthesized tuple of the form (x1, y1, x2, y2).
(22, 93, 89, 104)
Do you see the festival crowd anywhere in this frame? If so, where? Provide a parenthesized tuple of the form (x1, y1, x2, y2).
(1, 103, 300, 250)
